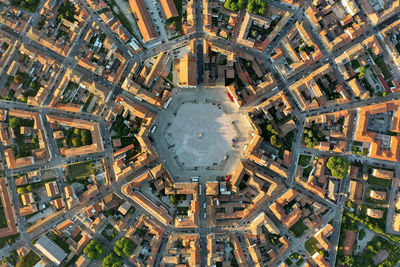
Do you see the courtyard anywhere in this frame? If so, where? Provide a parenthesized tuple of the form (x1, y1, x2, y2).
(151, 86, 252, 179)
(168, 102, 236, 168)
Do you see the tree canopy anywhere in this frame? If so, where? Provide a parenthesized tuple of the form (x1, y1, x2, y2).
(169, 194, 178, 206)
(81, 129, 92, 145)
(326, 157, 349, 179)
(270, 135, 282, 148)
(247, 0, 268, 15)
(17, 187, 25, 194)
(102, 253, 122, 267)
(13, 74, 24, 84)
(114, 238, 134, 257)
(83, 240, 105, 260)
(358, 66, 366, 79)
(224, 0, 246, 11)
(303, 127, 323, 149)
(72, 137, 82, 147)
(9, 117, 20, 129)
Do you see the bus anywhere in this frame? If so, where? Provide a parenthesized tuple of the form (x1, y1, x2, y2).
(163, 97, 172, 109)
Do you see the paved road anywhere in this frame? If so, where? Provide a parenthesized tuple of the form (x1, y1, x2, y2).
(1, 0, 400, 266)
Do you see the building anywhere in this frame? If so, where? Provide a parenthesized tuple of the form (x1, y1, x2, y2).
(34, 236, 67, 265)
(160, 0, 178, 19)
(369, 190, 387, 201)
(45, 181, 59, 198)
(343, 230, 356, 255)
(354, 100, 400, 162)
(129, 0, 157, 42)
(314, 224, 333, 251)
(176, 52, 197, 88)
(250, 212, 280, 235)
(0, 178, 17, 237)
(366, 208, 384, 219)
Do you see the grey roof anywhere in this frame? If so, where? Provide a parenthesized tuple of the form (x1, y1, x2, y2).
(35, 235, 67, 265)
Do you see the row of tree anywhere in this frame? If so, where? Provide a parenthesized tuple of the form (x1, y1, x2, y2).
(224, 0, 246, 11)
(303, 127, 324, 149)
(224, 0, 268, 15)
(247, 0, 268, 15)
(71, 129, 92, 147)
(83, 238, 135, 267)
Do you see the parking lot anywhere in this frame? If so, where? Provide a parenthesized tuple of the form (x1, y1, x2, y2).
(143, 0, 168, 41)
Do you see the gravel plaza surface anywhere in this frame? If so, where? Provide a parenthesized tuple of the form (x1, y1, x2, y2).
(168, 103, 236, 168)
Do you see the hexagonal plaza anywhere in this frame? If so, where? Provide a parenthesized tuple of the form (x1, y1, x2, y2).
(152, 87, 252, 177)
(168, 102, 235, 168)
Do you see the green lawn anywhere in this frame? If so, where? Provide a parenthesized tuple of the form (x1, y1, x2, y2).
(374, 56, 392, 80)
(0, 207, 7, 228)
(305, 237, 319, 255)
(22, 251, 40, 267)
(367, 174, 392, 187)
(298, 155, 311, 167)
(289, 220, 308, 237)
(284, 258, 293, 265)
(67, 161, 95, 180)
(0, 234, 20, 249)
(11, 0, 40, 12)
(303, 166, 313, 177)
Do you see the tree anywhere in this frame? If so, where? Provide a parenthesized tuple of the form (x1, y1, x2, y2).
(326, 157, 349, 179)
(84, 240, 105, 260)
(74, 128, 81, 135)
(9, 117, 20, 129)
(238, 0, 246, 9)
(29, 80, 39, 89)
(224, 0, 245, 11)
(72, 137, 82, 147)
(224, 0, 232, 10)
(13, 74, 24, 84)
(358, 66, 366, 79)
(169, 194, 178, 206)
(102, 253, 122, 267)
(114, 238, 134, 257)
(81, 130, 92, 145)
(230, 1, 238, 10)
(17, 187, 25, 194)
(26, 185, 32, 191)
(270, 135, 282, 148)
(15, 258, 26, 267)
(266, 124, 278, 135)
(246, 0, 268, 15)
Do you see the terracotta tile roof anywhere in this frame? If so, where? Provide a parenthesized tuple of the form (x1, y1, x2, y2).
(45, 181, 59, 197)
(366, 208, 384, 219)
(129, 0, 157, 42)
(343, 230, 356, 256)
(160, 0, 178, 19)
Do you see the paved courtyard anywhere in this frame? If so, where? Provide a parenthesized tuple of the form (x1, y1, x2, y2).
(168, 103, 236, 168)
(152, 86, 253, 179)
